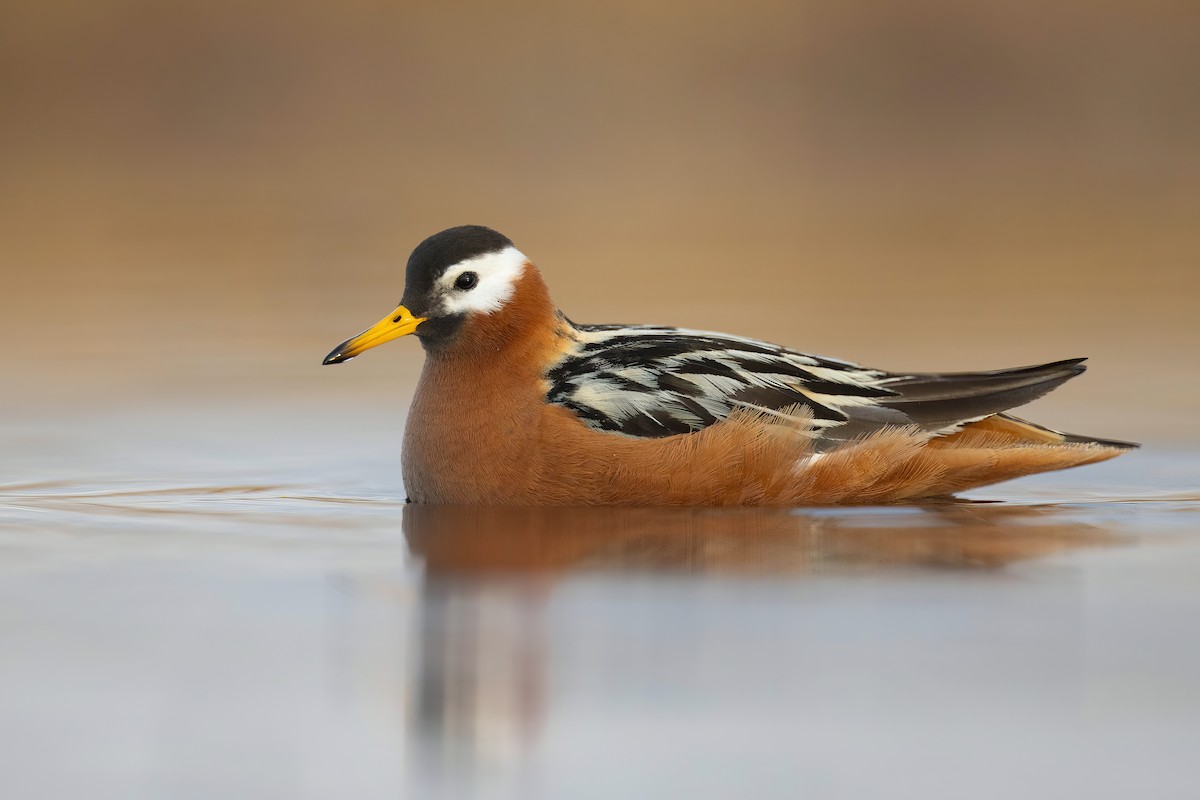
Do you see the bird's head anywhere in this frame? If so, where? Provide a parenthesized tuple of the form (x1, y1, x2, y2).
(323, 225, 538, 364)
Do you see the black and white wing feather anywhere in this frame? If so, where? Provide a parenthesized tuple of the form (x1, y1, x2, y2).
(546, 320, 1086, 443)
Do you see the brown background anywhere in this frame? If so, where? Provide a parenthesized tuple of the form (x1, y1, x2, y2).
(3, 0, 1197, 442)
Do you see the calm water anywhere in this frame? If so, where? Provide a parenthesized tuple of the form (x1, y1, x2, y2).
(2, 405, 1199, 799)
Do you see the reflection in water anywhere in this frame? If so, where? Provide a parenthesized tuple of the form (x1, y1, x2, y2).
(398, 503, 1119, 792)
(407, 581, 545, 794)
(403, 503, 1119, 575)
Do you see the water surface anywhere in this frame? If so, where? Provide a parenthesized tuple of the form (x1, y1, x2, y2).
(2, 406, 1198, 799)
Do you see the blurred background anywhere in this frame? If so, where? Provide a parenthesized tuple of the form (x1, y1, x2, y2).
(3, 0, 1198, 441)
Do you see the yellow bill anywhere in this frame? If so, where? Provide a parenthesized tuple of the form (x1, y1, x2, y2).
(323, 305, 426, 364)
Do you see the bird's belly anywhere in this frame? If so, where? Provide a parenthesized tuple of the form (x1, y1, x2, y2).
(401, 396, 1130, 506)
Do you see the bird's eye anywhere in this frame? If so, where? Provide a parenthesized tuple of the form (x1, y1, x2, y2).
(454, 271, 478, 291)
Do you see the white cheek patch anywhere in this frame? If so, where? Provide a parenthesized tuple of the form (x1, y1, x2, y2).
(438, 246, 529, 316)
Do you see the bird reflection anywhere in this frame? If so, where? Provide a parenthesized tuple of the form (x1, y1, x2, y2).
(403, 502, 1120, 575)
(398, 503, 1120, 790)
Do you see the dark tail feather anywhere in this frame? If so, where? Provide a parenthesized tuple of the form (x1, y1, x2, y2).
(1058, 431, 1140, 450)
(995, 414, 1141, 450)
(879, 358, 1088, 428)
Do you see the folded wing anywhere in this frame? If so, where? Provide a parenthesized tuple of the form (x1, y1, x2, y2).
(547, 322, 1096, 445)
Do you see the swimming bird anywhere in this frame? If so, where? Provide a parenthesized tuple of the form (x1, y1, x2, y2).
(323, 225, 1136, 505)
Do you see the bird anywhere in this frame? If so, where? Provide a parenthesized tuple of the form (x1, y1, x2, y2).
(323, 225, 1137, 506)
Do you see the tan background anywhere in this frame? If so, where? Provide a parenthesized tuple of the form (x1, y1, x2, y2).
(3, 0, 1198, 442)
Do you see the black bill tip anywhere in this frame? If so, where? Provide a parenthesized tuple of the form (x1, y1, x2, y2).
(322, 344, 353, 365)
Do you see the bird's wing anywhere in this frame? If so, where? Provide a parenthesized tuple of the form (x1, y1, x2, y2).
(546, 322, 1087, 442)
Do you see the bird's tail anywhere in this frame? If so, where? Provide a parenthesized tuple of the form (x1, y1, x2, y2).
(939, 413, 1140, 451)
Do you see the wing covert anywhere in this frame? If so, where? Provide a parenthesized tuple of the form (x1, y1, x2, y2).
(545, 322, 893, 438)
